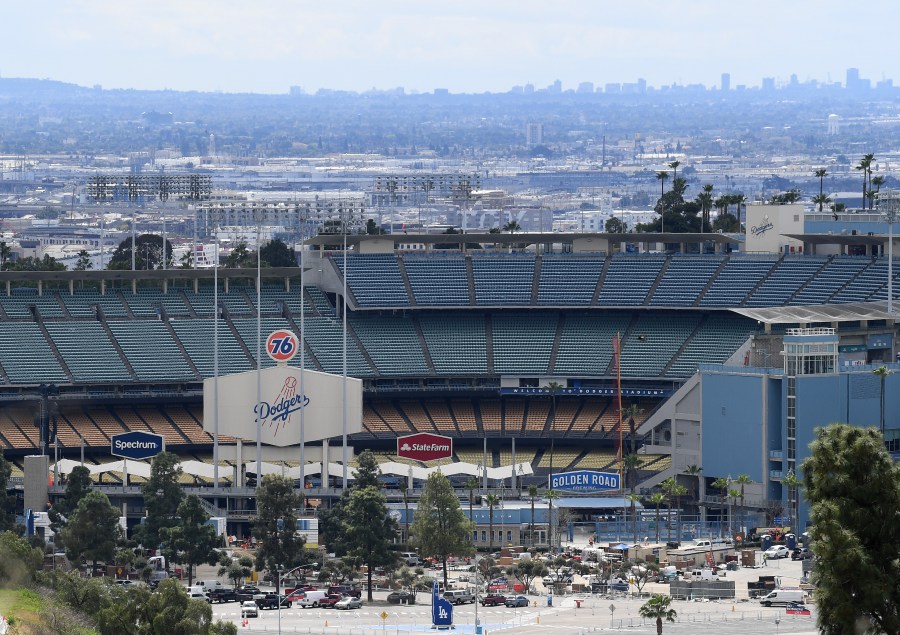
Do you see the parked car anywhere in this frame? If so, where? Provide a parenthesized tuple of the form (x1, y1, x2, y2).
(479, 594, 506, 606)
(257, 594, 292, 609)
(235, 585, 265, 602)
(505, 595, 529, 608)
(791, 547, 812, 561)
(328, 585, 362, 599)
(764, 545, 790, 560)
(318, 594, 344, 609)
(386, 591, 416, 605)
(240, 601, 259, 618)
(335, 596, 363, 610)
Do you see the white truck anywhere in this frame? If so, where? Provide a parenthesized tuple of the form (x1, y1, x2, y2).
(760, 589, 805, 606)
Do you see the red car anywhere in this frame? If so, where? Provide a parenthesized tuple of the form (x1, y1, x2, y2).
(318, 594, 344, 608)
(479, 594, 506, 607)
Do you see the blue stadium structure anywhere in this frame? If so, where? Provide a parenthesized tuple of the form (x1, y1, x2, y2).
(2, 231, 899, 540)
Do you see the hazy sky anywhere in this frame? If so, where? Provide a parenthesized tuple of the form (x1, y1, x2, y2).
(1, 1, 895, 94)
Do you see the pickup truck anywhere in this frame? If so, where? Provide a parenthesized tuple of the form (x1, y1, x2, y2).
(479, 594, 506, 606)
(235, 586, 266, 603)
(257, 594, 292, 610)
(317, 594, 344, 609)
(206, 589, 239, 604)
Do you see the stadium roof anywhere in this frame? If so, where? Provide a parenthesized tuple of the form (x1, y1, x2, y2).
(783, 233, 888, 246)
(305, 232, 740, 248)
(730, 301, 897, 324)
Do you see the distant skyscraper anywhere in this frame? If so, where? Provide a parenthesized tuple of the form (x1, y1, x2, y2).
(827, 114, 840, 135)
(577, 82, 594, 94)
(846, 67, 859, 89)
(721, 73, 730, 92)
(762, 77, 775, 91)
(208, 133, 216, 157)
(525, 123, 544, 146)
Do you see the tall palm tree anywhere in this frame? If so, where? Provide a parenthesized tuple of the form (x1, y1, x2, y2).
(672, 483, 688, 543)
(639, 594, 677, 635)
(682, 465, 703, 507)
(527, 484, 538, 547)
(660, 477, 678, 543)
(485, 493, 500, 551)
(856, 153, 874, 209)
(731, 193, 747, 227)
(781, 470, 802, 534)
(623, 404, 641, 454)
(655, 171, 669, 232)
(626, 492, 642, 544)
(623, 453, 641, 495)
(728, 488, 741, 537)
(813, 193, 832, 213)
(667, 160, 680, 183)
(871, 175, 885, 209)
(712, 477, 731, 538)
(646, 492, 667, 543)
(546, 489, 559, 551)
(814, 168, 827, 211)
(697, 184, 714, 232)
(735, 474, 752, 537)
(873, 365, 892, 435)
(464, 477, 479, 545)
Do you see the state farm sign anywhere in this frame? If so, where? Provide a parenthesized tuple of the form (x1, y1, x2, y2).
(396, 433, 453, 461)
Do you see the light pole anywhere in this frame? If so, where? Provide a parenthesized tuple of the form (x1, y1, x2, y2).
(881, 189, 899, 314)
(277, 564, 284, 635)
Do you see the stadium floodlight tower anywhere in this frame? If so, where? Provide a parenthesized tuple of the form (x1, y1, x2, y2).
(879, 189, 900, 314)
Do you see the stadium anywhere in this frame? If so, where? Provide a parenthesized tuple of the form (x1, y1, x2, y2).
(3, 216, 900, 545)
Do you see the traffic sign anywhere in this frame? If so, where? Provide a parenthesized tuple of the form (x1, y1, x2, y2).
(111, 431, 164, 460)
(266, 330, 299, 363)
(380, 611, 388, 621)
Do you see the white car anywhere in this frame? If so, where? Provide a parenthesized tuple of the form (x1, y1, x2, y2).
(240, 601, 259, 618)
(764, 545, 790, 559)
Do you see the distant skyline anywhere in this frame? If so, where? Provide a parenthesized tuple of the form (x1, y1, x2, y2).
(1, 1, 897, 95)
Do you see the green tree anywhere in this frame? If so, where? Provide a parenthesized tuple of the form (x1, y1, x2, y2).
(803, 423, 900, 635)
(410, 471, 474, 588)
(626, 493, 642, 544)
(108, 233, 172, 270)
(48, 464, 92, 536)
(639, 594, 677, 635)
(621, 558, 659, 594)
(252, 474, 306, 594)
(218, 553, 254, 589)
(0, 242, 10, 271)
(464, 477, 479, 536)
(0, 450, 14, 531)
(162, 495, 220, 586)
(814, 168, 828, 211)
(345, 484, 398, 601)
(655, 171, 669, 231)
(781, 470, 802, 534)
(659, 478, 677, 543)
(510, 559, 547, 594)
(527, 484, 538, 547)
(60, 490, 120, 575)
(604, 216, 626, 233)
(735, 474, 752, 537)
(873, 365, 892, 434)
(667, 160, 680, 183)
(8, 254, 66, 271)
(711, 212, 739, 233)
(682, 464, 703, 507)
(856, 153, 875, 210)
(812, 193, 831, 213)
(712, 477, 731, 538)
(485, 493, 500, 551)
(0, 531, 43, 583)
(259, 238, 297, 267)
(74, 249, 92, 270)
(135, 452, 184, 551)
(502, 220, 521, 233)
(696, 184, 714, 231)
(224, 241, 254, 268)
(646, 492, 667, 543)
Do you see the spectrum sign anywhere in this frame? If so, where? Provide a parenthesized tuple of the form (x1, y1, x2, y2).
(111, 431, 165, 460)
(396, 433, 453, 462)
(549, 470, 620, 493)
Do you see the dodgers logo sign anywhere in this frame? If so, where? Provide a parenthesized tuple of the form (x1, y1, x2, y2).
(431, 579, 453, 627)
(254, 375, 310, 435)
(111, 431, 165, 460)
(550, 470, 620, 492)
(397, 433, 453, 461)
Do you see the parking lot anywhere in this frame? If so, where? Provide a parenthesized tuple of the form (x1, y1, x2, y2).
(207, 556, 817, 634)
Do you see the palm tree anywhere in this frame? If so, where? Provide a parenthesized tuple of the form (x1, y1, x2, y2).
(527, 484, 538, 547)
(871, 175, 885, 209)
(623, 453, 641, 495)
(814, 168, 827, 211)
(813, 193, 832, 212)
(660, 477, 677, 543)
(781, 470, 802, 534)
(671, 177, 689, 200)
(697, 184, 714, 232)
(626, 492, 642, 544)
(873, 365, 892, 435)
(667, 160, 680, 183)
(856, 153, 874, 209)
(682, 465, 703, 508)
(546, 489, 559, 551)
(735, 474, 752, 537)
(712, 477, 731, 538)
(646, 492, 667, 543)
(502, 220, 521, 233)
(713, 195, 729, 219)
(728, 488, 740, 537)
(731, 193, 747, 227)
(485, 494, 500, 551)
(464, 477, 479, 542)
(623, 404, 641, 454)
(655, 171, 669, 232)
(672, 484, 688, 543)
(639, 594, 677, 635)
